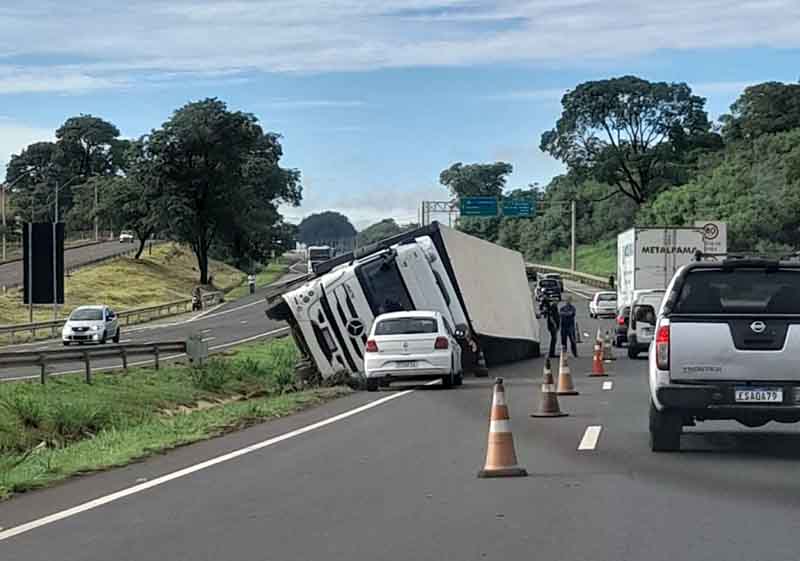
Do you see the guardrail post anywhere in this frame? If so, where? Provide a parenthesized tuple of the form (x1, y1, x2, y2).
(121, 347, 128, 372)
(153, 345, 160, 370)
(39, 355, 47, 384)
(10, 330, 14, 345)
(83, 351, 92, 384)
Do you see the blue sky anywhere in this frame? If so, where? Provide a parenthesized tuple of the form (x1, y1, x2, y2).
(1, 1, 799, 228)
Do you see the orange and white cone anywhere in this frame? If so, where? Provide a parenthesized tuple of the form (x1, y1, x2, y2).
(557, 352, 579, 396)
(478, 378, 527, 478)
(531, 359, 567, 418)
(603, 330, 615, 362)
(589, 340, 608, 377)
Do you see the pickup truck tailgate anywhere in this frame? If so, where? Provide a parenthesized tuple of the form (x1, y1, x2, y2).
(671, 319, 800, 382)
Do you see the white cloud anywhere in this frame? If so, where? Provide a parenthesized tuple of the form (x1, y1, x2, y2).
(0, 120, 54, 172)
(0, 1, 799, 92)
(267, 99, 365, 109)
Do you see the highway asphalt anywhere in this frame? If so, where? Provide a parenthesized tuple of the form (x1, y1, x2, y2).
(0, 240, 142, 289)
(3, 280, 800, 560)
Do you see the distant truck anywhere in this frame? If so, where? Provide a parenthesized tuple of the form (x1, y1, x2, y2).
(267, 223, 540, 381)
(616, 224, 727, 310)
(306, 246, 333, 274)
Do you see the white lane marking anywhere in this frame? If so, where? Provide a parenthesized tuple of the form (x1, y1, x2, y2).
(602, 381, 613, 391)
(1, 328, 291, 383)
(566, 287, 595, 301)
(202, 337, 217, 342)
(578, 425, 603, 450)
(119, 339, 132, 344)
(201, 329, 212, 333)
(240, 320, 248, 325)
(190, 299, 262, 322)
(0, 387, 417, 543)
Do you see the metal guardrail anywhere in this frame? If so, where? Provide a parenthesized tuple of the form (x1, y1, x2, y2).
(0, 340, 187, 384)
(0, 290, 224, 344)
(526, 263, 612, 290)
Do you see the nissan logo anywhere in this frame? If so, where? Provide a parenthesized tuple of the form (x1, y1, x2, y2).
(750, 321, 766, 334)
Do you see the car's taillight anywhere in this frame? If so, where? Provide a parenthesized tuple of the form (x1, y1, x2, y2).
(616, 315, 625, 325)
(434, 336, 449, 350)
(655, 325, 669, 370)
(365, 340, 378, 353)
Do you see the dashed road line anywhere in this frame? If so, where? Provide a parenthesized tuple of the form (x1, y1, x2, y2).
(602, 381, 613, 391)
(578, 425, 603, 450)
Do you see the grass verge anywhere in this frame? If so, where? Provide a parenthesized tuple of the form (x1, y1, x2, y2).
(0, 243, 245, 326)
(226, 261, 289, 300)
(0, 338, 349, 500)
(543, 239, 616, 277)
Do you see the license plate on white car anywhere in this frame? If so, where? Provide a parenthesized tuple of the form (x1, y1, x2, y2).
(396, 361, 417, 368)
(735, 388, 783, 403)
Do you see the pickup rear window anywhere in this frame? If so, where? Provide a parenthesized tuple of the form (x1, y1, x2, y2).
(673, 269, 800, 314)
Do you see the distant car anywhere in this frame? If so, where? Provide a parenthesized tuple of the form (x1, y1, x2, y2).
(119, 231, 134, 243)
(627, 291, 666, 358)
(589, 292, 617, 318)
(541, 273, 564, 292)
(364, 310, 462, 391)
(62, 305, 120, 345)
(613, 305, 631, 347)
(536, 278, 562, 302)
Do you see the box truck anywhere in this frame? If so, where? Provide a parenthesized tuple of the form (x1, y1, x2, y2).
(617, 223, 727, 310)
(266, 223, 540, 380)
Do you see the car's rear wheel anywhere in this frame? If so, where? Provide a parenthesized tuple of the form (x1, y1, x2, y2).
(627, 345, 638, 359)
(441, 373, 453, 389)
(366, 378, 379, 392)
(649, 400, 682, 452)
(454, 371, 463, 386)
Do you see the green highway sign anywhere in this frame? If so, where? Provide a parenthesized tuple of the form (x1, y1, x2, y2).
(460, 196, 498, 217)
(502, 199, 535, 218)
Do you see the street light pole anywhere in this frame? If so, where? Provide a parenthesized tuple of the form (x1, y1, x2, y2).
(94, 181, 98, 242)
(52, 175, 82, 320)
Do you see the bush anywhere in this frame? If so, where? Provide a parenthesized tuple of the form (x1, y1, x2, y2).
(189, 359, 230, 392)
(48, 400, 115, 444)
(0, 392, 46, 430)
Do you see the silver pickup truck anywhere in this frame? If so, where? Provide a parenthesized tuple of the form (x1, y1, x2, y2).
(648, 257, 800, 451)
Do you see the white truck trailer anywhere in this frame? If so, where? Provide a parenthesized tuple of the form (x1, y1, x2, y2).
(267, 223, 540, 380)
(617, 223, 728, 310)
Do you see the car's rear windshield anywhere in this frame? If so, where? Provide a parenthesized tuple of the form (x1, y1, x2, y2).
(540, 280, 558, 288)
(374, 317, 438, 335)
(70, 309, 103, 321)
(598, 294, 616, 302)
(673, 269, 800, 314)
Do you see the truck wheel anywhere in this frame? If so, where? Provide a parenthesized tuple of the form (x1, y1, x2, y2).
(454, 372, 464, 386)
(649, 400, 682, 452)
(366, 378, 379, 392)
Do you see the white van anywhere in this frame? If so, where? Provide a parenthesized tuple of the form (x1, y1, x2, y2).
(627, 290, 665, 358)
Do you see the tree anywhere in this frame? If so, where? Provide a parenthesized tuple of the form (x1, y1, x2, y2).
(55, 115, 122, 177)
(6, 141, 64, 223)
(439, 162, 513, 198)
(541, 76, 716, 204)
(147, 98, 301, 284)
(720, 82, 800, 142)
(357, 218, 405, 246)
(298, 212, 356, 245)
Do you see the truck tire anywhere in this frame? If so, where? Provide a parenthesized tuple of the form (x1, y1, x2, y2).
(649, 400, 682, 452)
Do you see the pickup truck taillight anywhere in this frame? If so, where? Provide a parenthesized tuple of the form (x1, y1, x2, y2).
(616, 315, 625, 326)
(365, 340, 378, 353)
(655, 325, 670, 370)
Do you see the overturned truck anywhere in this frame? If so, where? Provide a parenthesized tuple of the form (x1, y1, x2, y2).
(266, 222, 540, 381)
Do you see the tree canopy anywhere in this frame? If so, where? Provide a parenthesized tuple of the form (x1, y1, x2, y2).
(540, 76, 718, 204)
(298, 211, 356, 245)
(439, 162, 513, 198)
(720, 82, 800, 142)
(356, 218, 413, 246)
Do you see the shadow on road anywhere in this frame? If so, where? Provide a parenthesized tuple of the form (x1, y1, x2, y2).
(681, 430, 800, 459)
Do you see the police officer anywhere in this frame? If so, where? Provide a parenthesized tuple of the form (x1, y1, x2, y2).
(559, 295, 578, 358)
(543, 297, 560, 358)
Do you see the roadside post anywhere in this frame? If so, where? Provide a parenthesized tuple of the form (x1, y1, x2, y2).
(187, 333, 209, 365)
(248, 274, 256, 295)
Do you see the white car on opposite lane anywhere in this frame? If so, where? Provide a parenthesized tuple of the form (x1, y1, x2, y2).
(364, 310, 462, 391)
(62, 305, 121, 345)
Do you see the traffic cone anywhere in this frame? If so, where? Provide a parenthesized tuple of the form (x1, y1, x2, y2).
(603, 330, 615, 362)
(531, 359, 567, 418)
(556, 352, 579, 395)
(478, 378, 527, 478)
(589, 340, 608, 377)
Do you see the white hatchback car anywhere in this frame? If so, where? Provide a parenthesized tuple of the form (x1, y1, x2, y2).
(364, 311, 462, 391)
(62, 305, 121, 345)
(589, 291, 617, 318)
(119, 231, 134, 243)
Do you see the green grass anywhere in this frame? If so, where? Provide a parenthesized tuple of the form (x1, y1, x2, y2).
(0, 243, 246, 326)
(544, 239, 616, 277)
(226, 261, 289, 300)
(0, 338, 350, 500)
